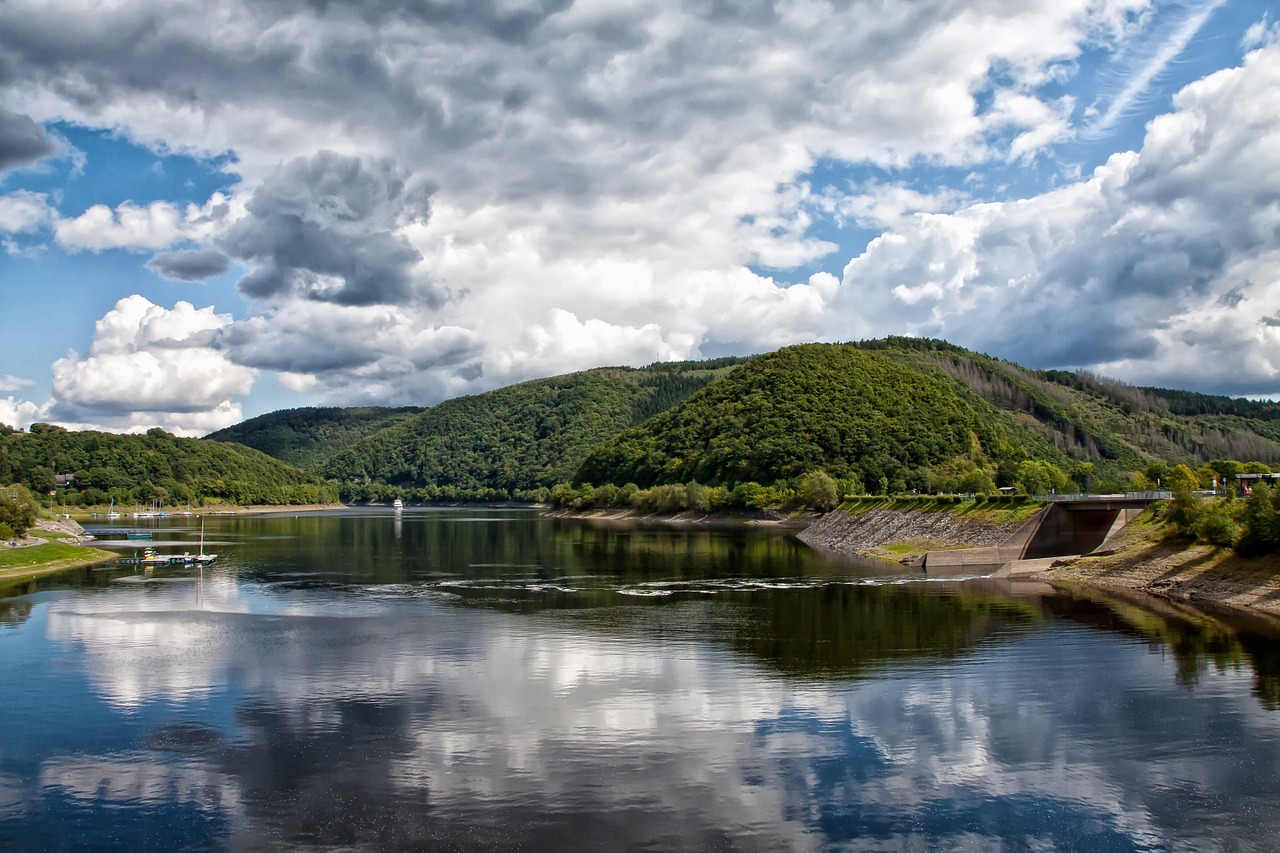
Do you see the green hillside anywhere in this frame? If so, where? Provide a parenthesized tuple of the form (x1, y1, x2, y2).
(0, 423, 338, 506)
(858, 338, 1280, 470)
(205, 406, 423, 471)
(322, 358, 744, 497)
(576, 341, 1280, 494)
(575, 343, 1062, 493)
(190, 338, 1280, 503)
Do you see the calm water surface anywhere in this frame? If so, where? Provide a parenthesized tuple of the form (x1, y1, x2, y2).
(3, 508, 1280, 851)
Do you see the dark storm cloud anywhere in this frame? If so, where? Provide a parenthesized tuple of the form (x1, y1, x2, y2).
(218, 315, 382, 373)
(220, 151, 432, 306)
(146, 248, 231, 282)
(0, 109, 54, 172)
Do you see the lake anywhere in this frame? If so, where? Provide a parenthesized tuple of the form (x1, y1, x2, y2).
(3, 507, 1280, 851)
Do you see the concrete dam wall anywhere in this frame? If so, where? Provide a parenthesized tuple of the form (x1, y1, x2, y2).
(797, 507, 1031, 557)
(800, 499, 1152, 577)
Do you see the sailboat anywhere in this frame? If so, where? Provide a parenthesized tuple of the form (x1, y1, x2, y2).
(106, 498, 120, 520)
(192, 517, 217, 565)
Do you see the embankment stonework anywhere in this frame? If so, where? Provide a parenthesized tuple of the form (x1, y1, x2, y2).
(798, 508, 1030, 556)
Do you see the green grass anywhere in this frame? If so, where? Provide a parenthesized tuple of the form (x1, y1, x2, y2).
(0, 541, 116, 582)
(32, 528, 80, 541)
(838, 495, 1045, 524)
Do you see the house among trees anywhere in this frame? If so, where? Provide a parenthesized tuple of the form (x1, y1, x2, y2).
(1237, 472, 1280, 495)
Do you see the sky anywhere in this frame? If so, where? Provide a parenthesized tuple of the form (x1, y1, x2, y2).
(1, 0, 1278, 436)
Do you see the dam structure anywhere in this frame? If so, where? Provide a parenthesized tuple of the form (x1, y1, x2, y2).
(798, 494, 1169, 578)
(921, 494, 1166, 577)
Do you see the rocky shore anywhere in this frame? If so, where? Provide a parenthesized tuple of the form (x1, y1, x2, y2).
(1039, 519, 1280, 618)
(540, 506, 816, 527)
(797, 507, 1031, 559)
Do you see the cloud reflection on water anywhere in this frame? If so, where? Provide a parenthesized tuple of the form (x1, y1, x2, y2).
(9, 580, 1280, 851)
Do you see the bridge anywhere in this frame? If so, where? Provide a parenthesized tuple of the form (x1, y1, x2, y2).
(919, 494, 1167, 577)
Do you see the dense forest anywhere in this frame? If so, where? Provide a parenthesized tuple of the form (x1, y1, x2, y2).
(862, 338, 1280, 467)
(316, 359, 744, 500)
(575, 341, 1280, 497)
(206, 405, 423, 470)
(0, 423, 337, 507)
(10, 338, 1277, 511)
(188, 339, 1280, 506)
(576, 344, 1071, 494)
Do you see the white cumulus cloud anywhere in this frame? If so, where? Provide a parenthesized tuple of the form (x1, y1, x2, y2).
(48, 295, 255, 434)
(834, 40, 1280, 395)
(0, 190, 54, 233)
(53, 192, 242, 252)
(5, 0, 1279, 430)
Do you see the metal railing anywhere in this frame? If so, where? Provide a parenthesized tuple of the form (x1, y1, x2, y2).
(1032, 491, 1172, 502)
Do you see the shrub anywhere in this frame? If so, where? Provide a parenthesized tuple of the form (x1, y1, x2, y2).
(0, 485, 39, 538)
(1188, 500, 1240, 547)
(799, 471, 839, 511)
(1238, 484, 1280, 555)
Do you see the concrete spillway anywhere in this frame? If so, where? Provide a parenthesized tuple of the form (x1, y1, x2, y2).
(1019, 501, 1145, 560)
(920, 498, 1153, 576)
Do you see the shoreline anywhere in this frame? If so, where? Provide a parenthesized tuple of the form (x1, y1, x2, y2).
(1035, 541, 1280, 618)
(193, 502, 348, 516)
(540, 506, 818, 528)
(771, 504, 1280, 619)
(38, 501, 1280, 619)
(1, 520, 117, 591)
(71, 502, 348, 520)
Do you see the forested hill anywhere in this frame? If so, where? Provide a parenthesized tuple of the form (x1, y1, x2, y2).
(320, 358, 745, 497)
(575, 344, 1059, 493)
(0, 424, 338, 506)
(576, 341, 1280, 494)
(856, 338, 1280, 470)
(205, 406, 423, 471)
(192, 339, 1280, 501)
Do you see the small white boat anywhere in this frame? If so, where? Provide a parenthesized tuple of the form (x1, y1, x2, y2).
(392, 498, 404, 510)
(193, 518, 217, 565)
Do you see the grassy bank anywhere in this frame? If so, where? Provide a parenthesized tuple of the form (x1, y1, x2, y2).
(0, 539, 116, 590)
(839, 496, 1045, 525)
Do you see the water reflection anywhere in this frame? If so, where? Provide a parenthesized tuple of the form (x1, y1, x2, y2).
(2, 510, 1279, 851)
(1036, 586, 1280, 712)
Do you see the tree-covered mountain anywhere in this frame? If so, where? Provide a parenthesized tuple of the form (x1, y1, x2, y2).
(192, 339, 1280, 502)
(859, 338, 1280, 470)
(205, 406, 423, 471)
(321, 358, 745, 497)
(575, 344, 1063, 493)
(0, 423, 337, 506)
(576, 341, 1280, 494)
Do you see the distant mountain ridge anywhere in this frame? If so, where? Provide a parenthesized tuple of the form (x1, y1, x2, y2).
(860, 338, 1280, 469)
(204, 340, 1280, 498)
(1, 423, 337, 506)
(324, 359, 745, 494)
(206, 406, 423, 471)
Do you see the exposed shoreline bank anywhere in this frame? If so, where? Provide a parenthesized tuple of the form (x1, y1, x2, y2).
(70, 502, 348, 520)
(799, 504, 1280, 619)
(1035, 537, 1280, 618)
(539, 506, 818, 528)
